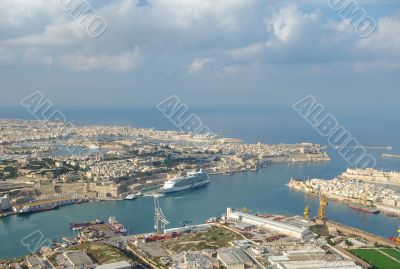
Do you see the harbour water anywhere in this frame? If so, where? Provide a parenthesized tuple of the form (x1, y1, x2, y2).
(0, 106, 399, 259)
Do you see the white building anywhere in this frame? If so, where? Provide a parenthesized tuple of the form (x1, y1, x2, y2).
(0, 195, 10, 212)
(170, 252, 218, 269)
(96, 261, 130, 269)
(226, 208, 312, 240)
(217, 248, 254, 269)
(268, 248, 362, 269)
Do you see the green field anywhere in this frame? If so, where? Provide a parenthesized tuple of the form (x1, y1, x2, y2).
(163, 226, 242, 253)
(350, 249, 400, 269)
(381, 248, 400, 262)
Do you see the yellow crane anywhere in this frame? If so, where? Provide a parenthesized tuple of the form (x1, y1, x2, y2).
(317, 195, 328, 221)
(397, 226, 400, 239)
(304, 206, 310, 222)
(390, 225, 400, 245)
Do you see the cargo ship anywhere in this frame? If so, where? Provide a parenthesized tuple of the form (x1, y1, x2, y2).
(15, 198, 83, 215)
(18, 204, 58, 214)
(108, 217, 128, 235)
(161, 170, 210, 193)
(349, 203, 380, 214)
(70, 218, 105, 231)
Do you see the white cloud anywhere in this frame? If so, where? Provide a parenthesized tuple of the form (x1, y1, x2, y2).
(59, 48, 142, 72)
(359, 14, 400, 54)
(0, 0, 60, 26)
(2, 21, 85, 47)
(149, 0, 257, 31)
(228, 42, 266, 60)
(188, 58, 212, 74)
(0, 0, 398, 73)
(266, 3, 320, 44)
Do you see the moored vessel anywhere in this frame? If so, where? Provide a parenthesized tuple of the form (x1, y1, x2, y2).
(124, 193, 137, 200)
(161, 170, 210, 193)
(70, 218, 105, 231)
(349, 203, 380, 214)
(108, 217, 128, 235)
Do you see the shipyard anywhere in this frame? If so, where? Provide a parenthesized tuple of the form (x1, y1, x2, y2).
(3, 200, 400, 269)
(287, 168, 400, 216)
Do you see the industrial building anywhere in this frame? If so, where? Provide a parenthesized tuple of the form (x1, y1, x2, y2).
(0, 195, 10, 212)
(268, 248, 362, 269)
(26, 256, 45, 269)
(171, 252, 219, 269)
(226, 208, 312, 240)
(64, 251, 95, 269)
(164, 224, 211, 235)
(217, 248, 255, 269)
(96, 261, 131, 269)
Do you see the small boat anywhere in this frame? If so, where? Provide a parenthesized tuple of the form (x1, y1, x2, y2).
(206, 217, 218, 223)
(124, 194, 137, 200)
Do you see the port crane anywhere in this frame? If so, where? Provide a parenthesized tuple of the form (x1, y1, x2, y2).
(153, 194, 169, 233)
(397, 226, 400, 244)
(317, 195, 328, 222)
(389, 225, 400, 245)
(304, 206, 310, 222)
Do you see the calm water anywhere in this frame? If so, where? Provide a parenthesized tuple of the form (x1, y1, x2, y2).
(0, 106, 400, 259)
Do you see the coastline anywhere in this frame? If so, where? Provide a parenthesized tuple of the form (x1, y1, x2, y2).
(287, 179, 400, 218)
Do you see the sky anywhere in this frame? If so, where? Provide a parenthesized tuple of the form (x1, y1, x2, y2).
(0, 0, 399, 109)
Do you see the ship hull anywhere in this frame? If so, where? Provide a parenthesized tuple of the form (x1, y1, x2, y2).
(161, 179, 210, 193)
(18, 205, 58, 215)
(349, 204, 380, 214)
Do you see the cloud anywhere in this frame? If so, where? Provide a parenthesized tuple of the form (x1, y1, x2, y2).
(1, 21, 85, 47)
(228, 42, 267, 60)
(359, 14, 400, 54)
(226, 3, 331, 64)
(215, 63, 263, 78)
(187, 58, 212, 74)
(0, 0, 60, 27)
(0, 0, 399, 74)
(266, 3, 319, 43)
(59, 49, 142, 72)
(354, 60, 400, 72)
(148, 0, 257, 31)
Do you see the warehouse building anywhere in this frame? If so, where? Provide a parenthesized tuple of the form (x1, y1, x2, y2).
(226, 208, 312, 240)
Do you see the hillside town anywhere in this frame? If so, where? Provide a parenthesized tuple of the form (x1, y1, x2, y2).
(0, 120, 328, 217)
(288, 168, 400, 216)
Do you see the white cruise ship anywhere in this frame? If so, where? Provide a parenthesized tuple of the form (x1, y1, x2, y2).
(161, 170, 210, 193)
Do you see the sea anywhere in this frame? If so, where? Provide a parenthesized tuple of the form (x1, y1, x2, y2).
(0, 105, 399, 259)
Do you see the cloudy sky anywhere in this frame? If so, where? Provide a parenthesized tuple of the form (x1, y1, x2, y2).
(0, 0, 399, 108)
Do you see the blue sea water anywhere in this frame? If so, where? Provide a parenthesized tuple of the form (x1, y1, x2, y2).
(0, 106, 399, 259)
